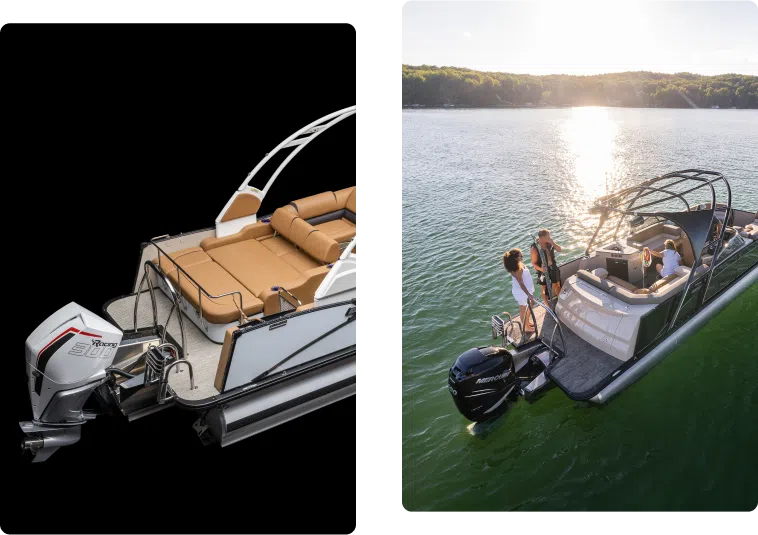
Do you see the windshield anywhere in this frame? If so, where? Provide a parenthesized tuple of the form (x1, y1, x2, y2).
(717, 234, 745, 264)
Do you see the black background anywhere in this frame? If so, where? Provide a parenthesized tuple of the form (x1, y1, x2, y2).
(1, 24, 355, 534)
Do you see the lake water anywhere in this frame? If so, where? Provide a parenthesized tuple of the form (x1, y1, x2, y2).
(402, 108, 758, 511)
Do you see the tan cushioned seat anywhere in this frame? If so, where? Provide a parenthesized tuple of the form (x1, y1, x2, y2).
(257, 265, 331, 315)
(629, 222, 681, 246)
(606, 275, 638, 292)
(315, 218, 356, 243)
(345, 188, 356, 213)
(576, 269, 687, 305)
(200, 220, 274, 252)
(153, 248, 263, 324)
(154, 247, 211, 276)
(270, 206, 340, 264)
(334, 187, 356, 210)
(633, 274, 678, 294)
(206, 238, 303, 297)
(290, 191, 340, 219)
(258, 235, 297, 257)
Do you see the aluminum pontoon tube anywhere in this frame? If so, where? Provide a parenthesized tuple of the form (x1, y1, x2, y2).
(591, 266, 758, 404)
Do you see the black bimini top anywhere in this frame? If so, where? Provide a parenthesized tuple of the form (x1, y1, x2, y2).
(588, 169, 731, 264)
(585, 169, 733, 330)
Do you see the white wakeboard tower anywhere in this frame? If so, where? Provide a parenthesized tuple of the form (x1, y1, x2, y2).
(21, 106, 357, 462)
(215, 105, 357, 237)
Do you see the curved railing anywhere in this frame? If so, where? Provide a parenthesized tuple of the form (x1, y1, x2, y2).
(149, 240, 248, 328)
(527, 298, 568, 362)
(134, 261, 187, 354)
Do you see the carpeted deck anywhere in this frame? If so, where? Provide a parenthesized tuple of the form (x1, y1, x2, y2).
(526, 305, 623, 398)
(106, 291, 223, 401)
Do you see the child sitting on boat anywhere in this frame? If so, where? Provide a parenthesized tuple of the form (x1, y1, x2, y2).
(651, 239, 681, 278)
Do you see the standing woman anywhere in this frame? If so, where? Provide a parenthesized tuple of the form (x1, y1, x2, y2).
(503, 248, 535, 335)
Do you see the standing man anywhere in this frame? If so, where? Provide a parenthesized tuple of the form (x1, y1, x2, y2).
(530, 228, 563, 306)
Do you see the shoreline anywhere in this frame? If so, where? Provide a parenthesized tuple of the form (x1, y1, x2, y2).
(402, 104, 751, 110)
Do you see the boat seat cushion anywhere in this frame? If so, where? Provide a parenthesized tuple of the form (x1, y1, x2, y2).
(257, 265, 331, 315)
(291, 187, 356, 224)
(628, 222, 681, 246)
(269, 206, 341, 264)
(592, 267, 608, 279)
(576, 269, 687, 305)
(290, 191, 341, 219)
(154, 247, 212, 276)
(153, 248, 263, 324)
(206, 238, 304, 297)
(315, 218, 356, 243)
(606, 275, 638, 292)
(634, 274, 678, 294)
(200, 220, 275, 252)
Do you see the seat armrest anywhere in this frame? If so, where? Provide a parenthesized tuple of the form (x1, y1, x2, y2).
(260, 266, 331, 315)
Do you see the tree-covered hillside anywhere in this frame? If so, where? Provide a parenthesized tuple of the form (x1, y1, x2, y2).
(402, 65, 758, 108)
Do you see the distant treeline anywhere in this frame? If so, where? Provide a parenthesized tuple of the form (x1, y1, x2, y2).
(402, 65, 758, 109)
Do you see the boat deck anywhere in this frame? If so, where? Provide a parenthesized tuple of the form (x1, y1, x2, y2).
(106, 291, 222, 401)
(524, 305, 622, 399)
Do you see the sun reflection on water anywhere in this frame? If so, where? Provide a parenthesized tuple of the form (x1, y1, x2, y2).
(563, 107, 619, 195)
(560, 107, 625, 247)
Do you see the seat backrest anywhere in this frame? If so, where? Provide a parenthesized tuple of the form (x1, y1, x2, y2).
(290, 187, 356, 224)
(270, 207, 340, 264)
(630, 222, 665, 244)
(576, 269, 687, 305)
(290, 191, 340, 219)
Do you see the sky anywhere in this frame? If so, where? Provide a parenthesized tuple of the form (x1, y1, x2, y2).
(403, 1, 758, 75)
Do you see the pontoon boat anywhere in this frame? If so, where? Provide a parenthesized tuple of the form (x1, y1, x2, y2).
(20, 106, 357, 461)
(449, 170, 757, 422)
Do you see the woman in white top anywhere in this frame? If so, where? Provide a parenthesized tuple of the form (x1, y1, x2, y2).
(652, 239, 681, 278)
(503, 248, 535, 334)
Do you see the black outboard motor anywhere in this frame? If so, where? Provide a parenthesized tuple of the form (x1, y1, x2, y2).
(448, 346, 518, 423)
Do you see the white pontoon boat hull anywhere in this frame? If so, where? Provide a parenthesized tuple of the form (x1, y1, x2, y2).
(592, 265, 757, 404)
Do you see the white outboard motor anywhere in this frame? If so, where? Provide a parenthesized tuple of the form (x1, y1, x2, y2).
(21, 302, 122, 462)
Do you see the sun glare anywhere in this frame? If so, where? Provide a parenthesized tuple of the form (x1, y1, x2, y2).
(562, 107, 619, 196)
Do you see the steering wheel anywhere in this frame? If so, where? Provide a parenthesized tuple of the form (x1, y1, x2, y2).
(642, 247, 652, 268)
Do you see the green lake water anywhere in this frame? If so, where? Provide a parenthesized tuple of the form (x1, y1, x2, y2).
(402, 108, 758, 511)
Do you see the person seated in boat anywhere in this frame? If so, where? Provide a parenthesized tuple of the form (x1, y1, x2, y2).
(651, 239, 681, 278)
(530, 229, 562, 306)
(742, 210, 758, 233)
(503, 248, 535, 335)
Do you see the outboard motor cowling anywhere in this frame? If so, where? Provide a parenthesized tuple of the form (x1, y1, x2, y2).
(448, 346, 517, 422)
(21, 302, 122, 462)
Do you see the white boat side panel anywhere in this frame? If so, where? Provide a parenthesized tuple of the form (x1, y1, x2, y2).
(224, 303, 356, 391)
(593, 265, 758, 404)
(557, 277, 655, 361)
(154, 278, 246, 343)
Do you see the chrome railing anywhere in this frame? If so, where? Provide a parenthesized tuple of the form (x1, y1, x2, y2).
(134, 261, 188, 355)
(143, 342, 180, 386)
(491, 312, 524, 347)
(157, 359, 195, 404)
(526, 298, 568, 362)
(149, 240, 248, 327)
